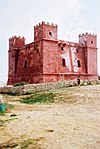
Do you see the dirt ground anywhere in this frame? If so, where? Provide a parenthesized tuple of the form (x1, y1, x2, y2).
(0, 85, 100, 149)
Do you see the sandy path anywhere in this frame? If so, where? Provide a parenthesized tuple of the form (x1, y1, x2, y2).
(0, 85, 100, 149)
(0, 104, 100, 149)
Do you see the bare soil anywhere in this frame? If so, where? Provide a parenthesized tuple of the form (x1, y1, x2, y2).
(0, 85, 100, 149)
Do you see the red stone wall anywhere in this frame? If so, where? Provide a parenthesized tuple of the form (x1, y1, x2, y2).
(8, 38, 43, 84)
(87, 48, 97, 74)
(43, 40, 58, 74)
(79, 33, 97, 75)
(42, 22, 58, 40)
(57, 42, 87, 74)
(16, 42, 43, 75)
(34, 22, 58, 41)
(8, 36, 25, 84)
(58, 42, 72, 73)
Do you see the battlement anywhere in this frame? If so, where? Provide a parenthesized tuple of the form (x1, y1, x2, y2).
(9, 36, 25, 49)
(34, 21, 58, 28)
(9, 36, 25, 41)
(79, 32, 96, 37)
(34, 21, 58, 41)
(79, 32, 97, 48)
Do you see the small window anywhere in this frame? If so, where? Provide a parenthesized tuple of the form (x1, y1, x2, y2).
(77, 60, 81, 67)
(76, 49, 79, 53)
(91, 41, 93, 44)
(24, 60, 28, 68)
(61, 47, 64, 51)
(49, 32, 52, 36)
(62, 58, 66, 67)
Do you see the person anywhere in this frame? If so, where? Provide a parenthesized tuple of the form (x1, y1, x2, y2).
(77, 78, 80, 85)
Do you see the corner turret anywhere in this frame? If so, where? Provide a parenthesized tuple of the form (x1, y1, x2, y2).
(79, 32, 97, 48)
(79, 33, 97, 76)
(8, 36, 25, 84)
(9, 36, 25, 50)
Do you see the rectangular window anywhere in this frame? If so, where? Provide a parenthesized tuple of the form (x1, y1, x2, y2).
(62, 58, 66, 67)
(24, 60, 27, 68)
(77, 60, 81, 67)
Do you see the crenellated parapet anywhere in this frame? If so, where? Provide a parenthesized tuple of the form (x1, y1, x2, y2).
(34, 21, 58, 42)
(34, 21, 58, 28)
(79, 32, 96, 37)
(9, 36, 25, 50)
(79, 32, 97, 48)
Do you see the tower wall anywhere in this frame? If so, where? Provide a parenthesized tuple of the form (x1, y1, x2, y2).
(34, 21, 58, 42)
(7, 36, 25, 84)
(79, 33, 98, 78)
(43, 40, 58, 82)
(34, 22, 59, 83)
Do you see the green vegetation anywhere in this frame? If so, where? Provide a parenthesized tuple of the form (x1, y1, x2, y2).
(20, 84, 100, 105)
(0, 139, 39, 149)
(13, 81, 27, 87)
(0, 119, 5, 125)
(0, 118, 18, 127)
(1, 118, 17, 123)
(6, 92, 20, 96)
(0, 143, 18, 148)
(5, 103, 14, 110)
(20, 139, 37, 149)
(0, 111, 5, 116)
(20, 92, 55, 104)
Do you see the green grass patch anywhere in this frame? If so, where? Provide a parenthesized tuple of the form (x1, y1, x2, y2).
(20, 139, 37, 149)
(0, 139, 37, 149)
(13, 81, 27, 87)
(0, 142, 18, 148)
(0, 111, 5, 116)
(0, 119, 5, 125)
(20, 92, 55, 104)
(6, 92, 20, 96)
(5, 103, 14, 110)
(0, 117, 18, 127)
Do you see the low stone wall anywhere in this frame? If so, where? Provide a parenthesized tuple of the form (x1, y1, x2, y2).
(0, 80, 100, 95)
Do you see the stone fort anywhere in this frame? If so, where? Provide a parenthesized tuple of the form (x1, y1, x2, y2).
(7, 21, 98, 85)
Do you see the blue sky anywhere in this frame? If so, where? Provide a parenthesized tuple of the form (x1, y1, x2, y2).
(0, 0, 100, 83)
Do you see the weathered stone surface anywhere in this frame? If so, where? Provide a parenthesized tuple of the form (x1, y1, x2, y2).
(7, 22, 98, 85)
(1, 80, 100, 95)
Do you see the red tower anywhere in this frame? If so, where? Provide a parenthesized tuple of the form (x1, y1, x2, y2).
(79, 33, 97, 79)
(8, 36, 25, 84)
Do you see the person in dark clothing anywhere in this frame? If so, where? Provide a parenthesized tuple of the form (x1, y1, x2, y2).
(77, 78, 80, 85)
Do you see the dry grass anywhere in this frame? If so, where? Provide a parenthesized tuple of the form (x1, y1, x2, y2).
(0, 84, 100, 149)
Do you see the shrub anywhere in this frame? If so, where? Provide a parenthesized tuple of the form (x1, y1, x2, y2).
(13, 82, 27, 87)
(87, 80, 92, 85)
(20, 92, 55, 104)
